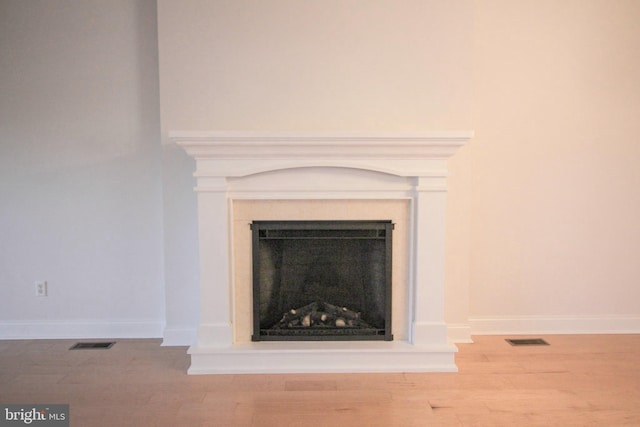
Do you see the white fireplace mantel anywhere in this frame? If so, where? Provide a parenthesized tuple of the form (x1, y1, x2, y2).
(175, 131, 469, 177)
(172, 131, 472, 374)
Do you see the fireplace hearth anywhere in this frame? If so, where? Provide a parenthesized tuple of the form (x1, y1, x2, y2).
(251, 220, 393, 341)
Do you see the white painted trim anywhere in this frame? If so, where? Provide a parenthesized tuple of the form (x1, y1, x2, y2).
(170, 131, 473, 148)
(162, 327, 197, 346)
(226, 191, 415, 200)
(470, 315, 640, 335)
(171, 131, 473, 177)
(447, 323, 473, 343)
(0, 320, 164, 340)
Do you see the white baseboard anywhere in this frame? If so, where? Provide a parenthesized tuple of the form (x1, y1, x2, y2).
(470, 315, 640, 335)
(5, 317, 636, 342)
(162, 327, 196, 346)
(0, 320, 164, 340)
(447, 323, 473, 343)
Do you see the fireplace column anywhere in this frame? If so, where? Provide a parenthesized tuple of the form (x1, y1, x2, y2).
(411, 176, 449, 346)
(194, 176, 233, 347)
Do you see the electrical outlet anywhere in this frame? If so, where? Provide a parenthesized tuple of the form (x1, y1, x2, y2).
(35, 281, 47, 297)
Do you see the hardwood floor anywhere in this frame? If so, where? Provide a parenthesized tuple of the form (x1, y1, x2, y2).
(1, 335, 639, 426)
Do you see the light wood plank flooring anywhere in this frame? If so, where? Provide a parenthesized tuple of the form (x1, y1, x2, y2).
(1, 335, 639, 426)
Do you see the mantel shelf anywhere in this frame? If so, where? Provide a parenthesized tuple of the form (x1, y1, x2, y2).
(171, 131, 473, 178)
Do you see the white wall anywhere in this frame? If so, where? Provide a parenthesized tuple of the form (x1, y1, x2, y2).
(157, 0, 475, 343)
(3, 0, 637, 343)
(157, 0, 473, 131)
(0, 0, 165, 338)
(159, 0, 640, 342)
(470, 0, 640, 333)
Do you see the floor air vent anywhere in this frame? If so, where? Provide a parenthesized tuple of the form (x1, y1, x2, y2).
(506, 338, 549, 346)
(69, 342, 115, 350)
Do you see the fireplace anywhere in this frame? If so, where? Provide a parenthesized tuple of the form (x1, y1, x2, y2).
(251, 220, 393, 341)
(172, 131, 472, 374)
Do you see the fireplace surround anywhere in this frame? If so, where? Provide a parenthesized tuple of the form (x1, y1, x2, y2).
(172, 131, 472, 374)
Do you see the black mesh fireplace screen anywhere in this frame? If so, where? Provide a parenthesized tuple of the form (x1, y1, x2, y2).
(251, 220, 393, 341)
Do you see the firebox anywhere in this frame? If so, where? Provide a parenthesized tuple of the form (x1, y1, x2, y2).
(251, 220, 393, 341)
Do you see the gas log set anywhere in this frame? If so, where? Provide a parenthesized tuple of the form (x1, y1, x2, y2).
(275, 301, 372, 329)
